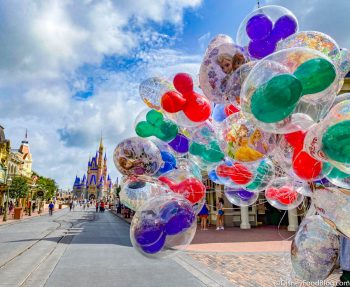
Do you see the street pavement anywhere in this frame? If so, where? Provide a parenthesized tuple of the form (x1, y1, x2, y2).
(0, 207, 232, 287)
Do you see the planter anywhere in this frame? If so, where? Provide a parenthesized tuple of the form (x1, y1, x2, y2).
(13, 207, 23, 220)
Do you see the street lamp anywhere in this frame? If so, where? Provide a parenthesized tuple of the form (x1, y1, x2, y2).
(3, 177, 12, 222)
(29, 183, 36, 216)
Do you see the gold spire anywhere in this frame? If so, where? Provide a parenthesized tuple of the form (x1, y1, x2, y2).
(99, 132, 103, 150)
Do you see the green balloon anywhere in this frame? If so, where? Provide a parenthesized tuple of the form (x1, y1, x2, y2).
(322, 120, 350, 164)
(328, 166, 350, 179)
(135, 121, 154, 138)
(189, 141, 224, 163)
(146, 110, 163, 125)
(293, 58, 336, 95)
(251, 74, 302, 123)
(246, 160, 273, 190)
(156, 121, 178, 142)
(135, 110, 178, 141)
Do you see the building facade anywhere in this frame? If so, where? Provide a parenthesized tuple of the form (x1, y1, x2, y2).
(0, 125, 10, 208)
(73, 138, 112, 200)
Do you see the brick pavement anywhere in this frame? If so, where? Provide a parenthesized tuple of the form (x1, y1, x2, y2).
(187, 226, 341, 287)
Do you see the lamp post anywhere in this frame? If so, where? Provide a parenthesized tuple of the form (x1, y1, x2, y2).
(3, 177, 12, 222)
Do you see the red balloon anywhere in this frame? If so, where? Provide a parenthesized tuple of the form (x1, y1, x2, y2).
(158, 176, 205, 204)
(183, 92, 211, 122)
(216, 163, 253, 185)
(284, 130, 306, 150)
(224, 104, 240, 116)
(173, 73, 193, 96)
(292, 148, 322, 180)
(161, 91, 186, 113)
(266, 186, 297, 205)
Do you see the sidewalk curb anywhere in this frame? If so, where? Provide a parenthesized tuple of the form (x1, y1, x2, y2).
(174, 253, 236, 287)
(109, 209, 132, 224)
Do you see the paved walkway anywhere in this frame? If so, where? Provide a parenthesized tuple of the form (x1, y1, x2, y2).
(111, 213, 342, 286)
(0, 207, 233, 287)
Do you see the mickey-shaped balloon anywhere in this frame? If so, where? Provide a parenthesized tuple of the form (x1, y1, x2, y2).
(161, 73, 211, 123)
(216, 162, 253, 185)
(284, 130, 323, 181)
(237, 5, 298, 59)
(189, 141, 225, 163)
(135, 110, 178, 142)
(158, 176, 206, 204)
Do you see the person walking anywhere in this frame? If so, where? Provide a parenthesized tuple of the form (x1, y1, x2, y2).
(198, 201, 210, 230)
(100, 201, 105, 213)
(48, 201, 54, 216)
(338, 236, 350, 286)
(95, 201, 99, 213)
(216, 198, 225, 230)
(69, 201, 73, 211)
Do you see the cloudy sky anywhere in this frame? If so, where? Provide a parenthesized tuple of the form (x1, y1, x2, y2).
(1, 0, 349, 189)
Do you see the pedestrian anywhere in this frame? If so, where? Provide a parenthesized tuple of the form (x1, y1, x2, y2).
(216, 197, 225, 230)
(338, 236, 350, 286)
(69, 201, 73, 211)
(95, 201, 99, 213)
(9, 201, 14, 215)
(49, 201, 54, 216)
(32, 201, 36, 213)
(198, 201, 210, 230)
(87, 201, 90, 209)
(100, 201, 105, 213)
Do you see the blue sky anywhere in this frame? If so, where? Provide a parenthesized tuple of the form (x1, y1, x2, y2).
(0, 0, 350, 189)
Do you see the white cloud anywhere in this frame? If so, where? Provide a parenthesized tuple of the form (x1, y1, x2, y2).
(0, 0, 202, 189)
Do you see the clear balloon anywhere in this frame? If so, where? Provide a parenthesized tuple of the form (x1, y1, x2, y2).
(326, 166, 350, 189)
(139, 77, 173, 110)
(237, 5, 298, 59)
(265, 177, 304, 210)
(313, 184, 350, 238)
(224, 186, 259, 206)
(241, 47, 338, 133)
(291, 215, 339, 282)
(245, 158, 275, 192)
(113, 137, 163, 176)
(120, 176, 168, 211)
(161, 73, 211, 127)
(134, 109, 178, 142)
(217, 113, 276, 162)
(199, 42, 248, 104)
(130, 194, 196, 258)
(278, 31, 341, 68)
(158, 168, 206, 205)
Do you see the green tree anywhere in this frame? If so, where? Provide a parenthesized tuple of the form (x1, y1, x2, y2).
(9, 176, 29, 206)
(36, 176, 57, 201)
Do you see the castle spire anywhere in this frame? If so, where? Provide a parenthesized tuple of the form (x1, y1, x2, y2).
(22, 128, 28, 144)
(99, 132, 103, 150)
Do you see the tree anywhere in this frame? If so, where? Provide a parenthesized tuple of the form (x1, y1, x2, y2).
(36, 176, 57, 201)
(9, 176, 29, 206)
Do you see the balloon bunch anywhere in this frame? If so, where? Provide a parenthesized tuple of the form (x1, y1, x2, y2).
(113, 5, 350, 270)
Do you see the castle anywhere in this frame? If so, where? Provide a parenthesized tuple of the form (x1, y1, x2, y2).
(73, 137, 112, 200)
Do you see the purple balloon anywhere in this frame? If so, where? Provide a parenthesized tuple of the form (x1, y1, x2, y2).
(160, 201, 195, 235)
(236, 189, 255, 201)
(272, 15, 297, 41)
(246, 14, 273, 41)
(134, 219, 165, 246)
(248, 37, 277, 59)
(140, 232, 166, 254)
(168, 133, 189, 153)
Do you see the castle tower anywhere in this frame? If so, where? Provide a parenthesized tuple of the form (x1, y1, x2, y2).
(97, 136, 103, 184)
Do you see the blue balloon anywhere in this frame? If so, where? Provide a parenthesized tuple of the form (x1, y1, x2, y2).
(208, 169, 223, 184)
(159, 151, 177, 174)
(212, 104, 227, 122)
(134, 219, 165, 246)
(140, 232, 166, 254)
(160, 201, 195, 236)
